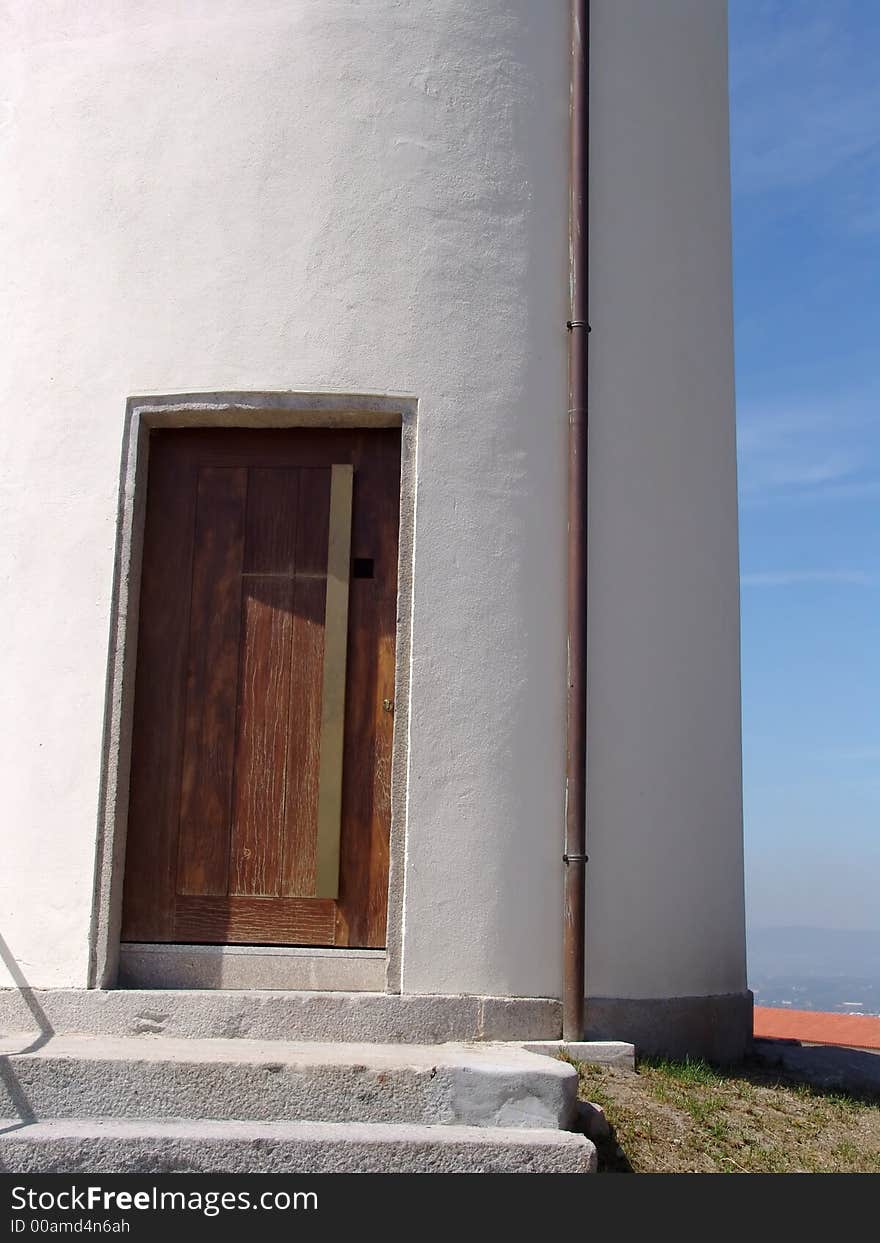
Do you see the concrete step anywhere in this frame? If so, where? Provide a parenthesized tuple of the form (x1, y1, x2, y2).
(0, 989, 559, 1044)
(0, 1118, 597, 1174)
(0, 1035, 578, 1130)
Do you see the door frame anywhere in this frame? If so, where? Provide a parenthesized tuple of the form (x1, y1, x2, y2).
(89, 392, 417, 992)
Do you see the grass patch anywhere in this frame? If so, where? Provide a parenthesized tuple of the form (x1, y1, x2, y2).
(572, 1055, 880, 1173)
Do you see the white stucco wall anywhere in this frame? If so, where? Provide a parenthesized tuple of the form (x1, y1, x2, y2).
(586, 0, 747, 1000)
(0, 0, 745, 1003)
(0, 0, 569, 993)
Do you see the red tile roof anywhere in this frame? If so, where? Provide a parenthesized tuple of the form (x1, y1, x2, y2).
(754, 1005, 880, 1051)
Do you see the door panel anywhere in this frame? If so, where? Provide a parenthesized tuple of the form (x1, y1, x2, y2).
(121, 428, 400, 948)
(177, 466, 248, 898)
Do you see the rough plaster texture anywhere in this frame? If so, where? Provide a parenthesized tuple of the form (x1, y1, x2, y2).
(0, 0, 746, 1017)
(0, 990, 561, 1044)
(0, 1035, 578, 1130)
(0, 1119, 597, 1175)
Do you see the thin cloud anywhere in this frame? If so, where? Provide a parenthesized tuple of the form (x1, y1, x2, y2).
(737, 398, 880, 505)
(741, 570, 873, 588)
(730, 5, 880, 232)
(756, 452, 858, 490)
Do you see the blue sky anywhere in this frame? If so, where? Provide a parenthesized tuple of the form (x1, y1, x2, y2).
(728, 1, 880, 933)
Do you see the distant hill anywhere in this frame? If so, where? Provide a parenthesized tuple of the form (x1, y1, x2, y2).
(748, 927, 880, 1015)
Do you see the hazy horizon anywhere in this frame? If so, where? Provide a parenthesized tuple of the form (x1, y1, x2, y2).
(747, 925, 880, 1013)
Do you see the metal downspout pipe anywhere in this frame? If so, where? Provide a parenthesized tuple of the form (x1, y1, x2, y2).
(563, 0, 589, 1042)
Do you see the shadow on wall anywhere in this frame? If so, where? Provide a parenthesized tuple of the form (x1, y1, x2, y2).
(0, 932, 55, 1142)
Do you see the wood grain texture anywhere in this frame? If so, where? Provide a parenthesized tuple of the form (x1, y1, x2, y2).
(120, 443, 197, 941)
(174, 896, 336, 945)
(229, 470, 300, 897)
(229, 578, 293, 896)
(315, 465, 353, 899)
(282, 468, 331, 897)
(241, 467, 299, 574)
(335, 432, 400, 946)
(176, 468, 247, 897)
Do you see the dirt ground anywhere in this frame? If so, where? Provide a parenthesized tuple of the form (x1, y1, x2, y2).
(574, 1055, 880, 1173)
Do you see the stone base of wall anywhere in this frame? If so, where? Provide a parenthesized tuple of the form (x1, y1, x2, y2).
(585, 991, 754, 1064)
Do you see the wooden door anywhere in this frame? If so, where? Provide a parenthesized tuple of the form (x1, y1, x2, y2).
(121, 428, 400, 947)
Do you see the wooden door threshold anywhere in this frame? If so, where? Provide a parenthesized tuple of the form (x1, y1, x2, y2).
(117, 943, 386, 992)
